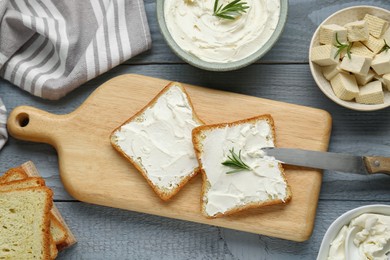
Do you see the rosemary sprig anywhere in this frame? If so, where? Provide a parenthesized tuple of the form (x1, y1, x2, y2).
(334, 33, 352, 59)
(213, 0, 249, 20)
(221, 148, 251, 174)
(380, 39, 390, 53)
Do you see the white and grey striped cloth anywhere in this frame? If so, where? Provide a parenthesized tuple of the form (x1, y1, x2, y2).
(0, 0, 152, 100)
(0, 98, 7, 151)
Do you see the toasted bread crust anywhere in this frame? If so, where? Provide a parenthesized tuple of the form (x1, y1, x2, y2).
(0, 167, 29, 183)
(0, 177, 46, 191)
(192, 114, 292, 218)
(50, 236, 58, 259)
(38, 187, 54, 260)
(50, 212, 68, 245)
(110, 82, 204, 201)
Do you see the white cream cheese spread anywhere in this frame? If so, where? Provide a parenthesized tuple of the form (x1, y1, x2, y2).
(113, 85, 201, 190)
(328, 213, 390, 260)
(164, 0, 281, 63)
(200, 120, 288, 217)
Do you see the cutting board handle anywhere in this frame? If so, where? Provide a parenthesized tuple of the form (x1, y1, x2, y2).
(7, 106, 65, 146)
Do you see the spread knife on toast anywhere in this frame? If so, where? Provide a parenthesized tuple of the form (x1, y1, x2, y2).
(262, 148, 390, 176)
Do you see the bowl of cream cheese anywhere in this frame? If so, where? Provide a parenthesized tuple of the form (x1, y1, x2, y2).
(157, 0, 288, 71)
(317, 204, 390, 260)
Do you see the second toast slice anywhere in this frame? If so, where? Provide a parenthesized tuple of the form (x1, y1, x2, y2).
(192, 115, 292, 218)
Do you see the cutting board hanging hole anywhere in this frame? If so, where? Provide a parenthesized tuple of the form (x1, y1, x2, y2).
(8, 105, 62, 144)
(16, 113, 29, 127)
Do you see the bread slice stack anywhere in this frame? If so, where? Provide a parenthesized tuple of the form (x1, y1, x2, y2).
(0, 166, 71, 259)
(111, 82, 204, 200)
(192, 115, 292, 218)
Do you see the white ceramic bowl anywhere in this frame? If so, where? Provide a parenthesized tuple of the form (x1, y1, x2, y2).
(317, 204, 390, 260)
(157, 0, 288, 71)
(309, 6, 390, 111)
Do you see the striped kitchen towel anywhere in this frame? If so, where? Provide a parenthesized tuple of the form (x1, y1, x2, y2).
(0, 97, 7, 151)
(0, 0, 151, 100)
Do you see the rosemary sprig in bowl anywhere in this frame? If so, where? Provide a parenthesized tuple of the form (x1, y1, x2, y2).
(334, 33, 352, 59)
(213, 0, 249, 20)
(221, 148, 251, 174)
(380, 39, 390, 53)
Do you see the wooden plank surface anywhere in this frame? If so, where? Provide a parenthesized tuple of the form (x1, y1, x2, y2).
(52, 200, 388, 259)
(6, 74, 331, 241)
(0, 0, 390, 259)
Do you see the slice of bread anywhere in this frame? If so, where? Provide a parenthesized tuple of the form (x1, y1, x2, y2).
(192, 115, 292, 218)
(111, 82, 204, 201)
(0, 177, 46, 191)
(0, 171, 68, 247)
(50, 214, 67, 246)
(0, 187, 53, 260)
(0, 167, 28, 183)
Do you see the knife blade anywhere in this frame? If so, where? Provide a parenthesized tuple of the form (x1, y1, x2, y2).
(261, 147, 390, 176)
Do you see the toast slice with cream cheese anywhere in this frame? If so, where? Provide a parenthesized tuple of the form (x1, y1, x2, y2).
(192, 115, 291, 218)
(110, 82, 204, 201)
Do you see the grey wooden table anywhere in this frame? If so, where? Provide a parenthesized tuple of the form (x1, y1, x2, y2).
(1, 1, 390, 259)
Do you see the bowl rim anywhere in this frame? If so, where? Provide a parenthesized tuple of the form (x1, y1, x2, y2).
(309, 5, 390, 111)
(156, 0, 289, 71)
(316, 204, 390, 260)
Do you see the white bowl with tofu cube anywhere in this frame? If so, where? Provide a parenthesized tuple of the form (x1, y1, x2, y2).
(309, 6, 390, 111)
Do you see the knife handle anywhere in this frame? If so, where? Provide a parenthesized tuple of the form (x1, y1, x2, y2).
(363, 156, 390, 175)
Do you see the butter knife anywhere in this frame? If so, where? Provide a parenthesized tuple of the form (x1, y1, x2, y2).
(262, 148, 390, 176)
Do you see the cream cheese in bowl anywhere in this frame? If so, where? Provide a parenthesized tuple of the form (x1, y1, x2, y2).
(317, 205, 390, 260)
(164, 0, 281, 63)
(157, 0, 287, 71)
(328, 213, 390, 260)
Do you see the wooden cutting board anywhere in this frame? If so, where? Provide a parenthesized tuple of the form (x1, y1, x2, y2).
(7, 74, 332, 242)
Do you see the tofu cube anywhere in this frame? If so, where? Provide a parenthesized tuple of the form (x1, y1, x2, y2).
(371, 51, 390, 75)
(354, 69, 375, 86)
(320, 24, 347, 45)
(330, 73, 359, 101)
(364, 14, 389, 38)
(311, 45, 339, 66)
(340, 54, 372, 75)
(356, 81, 384, 104)
(322, 64, 341, 80)
(345, 20, 369, 42)
(382, 73, 390, 91)
(362, 35, 386, 53)
(383, 28, 390, 44)
(350, 42, 375, 58)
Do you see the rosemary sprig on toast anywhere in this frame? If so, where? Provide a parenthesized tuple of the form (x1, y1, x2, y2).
(221, 148, 251, 174)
